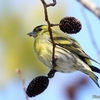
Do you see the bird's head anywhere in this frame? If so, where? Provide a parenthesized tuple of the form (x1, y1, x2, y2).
(27, 25, 48, 38)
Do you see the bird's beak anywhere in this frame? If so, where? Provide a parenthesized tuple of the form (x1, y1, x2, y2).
(27, 32, 34, 37)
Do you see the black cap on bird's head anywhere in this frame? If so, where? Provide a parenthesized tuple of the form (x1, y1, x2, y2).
(27, 25, 47, 37)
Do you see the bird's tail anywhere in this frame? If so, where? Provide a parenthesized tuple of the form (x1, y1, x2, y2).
(89, 65, 100, 73)
(82, 69, 100, 88)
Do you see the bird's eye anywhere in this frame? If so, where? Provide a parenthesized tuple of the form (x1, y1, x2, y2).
(38, 28, 42, 31)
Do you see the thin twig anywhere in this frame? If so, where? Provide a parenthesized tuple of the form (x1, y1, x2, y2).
(81, 7, 100, 61)
(77, 0, 100, 19)
(16, 68, 28, 100)
(46, 0, 57, 7)
(41, 0, 57, 69)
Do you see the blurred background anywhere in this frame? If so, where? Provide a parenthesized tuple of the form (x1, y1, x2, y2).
(0, 0, 100, 100)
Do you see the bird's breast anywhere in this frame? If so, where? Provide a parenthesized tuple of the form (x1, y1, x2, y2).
(33, 38, 53, 68)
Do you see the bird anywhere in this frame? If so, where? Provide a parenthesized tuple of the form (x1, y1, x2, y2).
(27, 25, 100, 88)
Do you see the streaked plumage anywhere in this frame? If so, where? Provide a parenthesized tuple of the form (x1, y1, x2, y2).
(28, 25, 100, 88)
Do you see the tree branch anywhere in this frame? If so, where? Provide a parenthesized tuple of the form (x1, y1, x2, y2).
(16, 68, 28, 100)
(77, 0, 100, 19)
(40, 0, 57, 69)
(81, 7, 100, 61)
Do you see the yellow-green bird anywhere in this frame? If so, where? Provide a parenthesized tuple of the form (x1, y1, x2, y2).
(28, 25, 100, 88)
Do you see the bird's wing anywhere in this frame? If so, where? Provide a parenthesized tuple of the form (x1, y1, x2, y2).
(53, 36, 99, 64)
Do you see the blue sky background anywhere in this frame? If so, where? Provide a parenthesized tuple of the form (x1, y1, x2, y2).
(0, 0, 100, 100)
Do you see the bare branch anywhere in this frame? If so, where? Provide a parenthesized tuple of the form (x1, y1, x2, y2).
(81, 7, 100, 61)
(41, 0, 56, 7)
(47, 0, 57, 7)
(40, 0, 57, 69)
(16, 68, 28, 100)
(78, 0, 100, 19)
